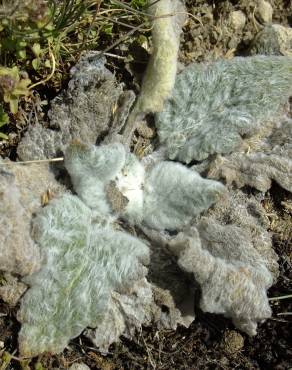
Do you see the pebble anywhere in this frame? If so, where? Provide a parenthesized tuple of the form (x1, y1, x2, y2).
(256, 0, 273, 24)
(223, 330, 244, 354)
(137, 121, 155, 139)
(230, 10, 246, 31)
(0, 273, 27, 306)
(249, 24, 292, 56)
(69, 363, 91, 370)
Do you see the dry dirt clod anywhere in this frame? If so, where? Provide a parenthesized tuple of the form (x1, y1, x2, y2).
(256, 0, 273, 24)
(249, 24, 292, 56)
(230, 10, 246, 31)
(223, 330, 245, 355)
(0, 273, 27, 306)
(137, 121, 155, 139)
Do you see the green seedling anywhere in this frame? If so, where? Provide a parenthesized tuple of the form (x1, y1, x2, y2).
(0, 66, 31, 114)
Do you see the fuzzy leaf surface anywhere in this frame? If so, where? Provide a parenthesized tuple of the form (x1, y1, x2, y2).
(208, 118, 292, 192)
(65, 142, 226, 231)
(168, 221, 274, 336)
(156, 56, 292, 163)
(18, 194, 149, 357)
(142, 162, 226, 230)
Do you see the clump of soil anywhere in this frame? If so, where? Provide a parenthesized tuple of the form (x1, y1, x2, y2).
(180, 0, 292, 63)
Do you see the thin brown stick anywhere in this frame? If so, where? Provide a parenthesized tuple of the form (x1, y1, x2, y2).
(29, 46, 56, 90)
(98, 14, 151, 31)
(269, 294, 292, 301)
(100, 12, 173, 56)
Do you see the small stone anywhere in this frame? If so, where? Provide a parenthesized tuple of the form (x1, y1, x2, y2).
(105, 180, 129, 213)
(69, 363, 90, 370)
(137, 121, 155, 139)
(0, 273, 27, 306)
(223, 330, 244, 354)
(230, 11, 246, 31)
(256, 0, 273, 24)
(249, 24, 292, 56)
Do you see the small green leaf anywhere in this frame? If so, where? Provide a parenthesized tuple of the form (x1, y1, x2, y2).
(17, 49, 27, 59)
(0, 132, 8, 140)
(90, 29, 97, 37)
(103, 24, 113, 35)
(32, 43, 42, 58)
(0, 105, 9, 127)
(44, 59, 51, 68)
(9, 97, 19, 114)
(14, 78, 30, 95)
(34, 363, 45, 370)
(0, 104, 8, 139)
(0, 68, 30, 114)
(130, 0, 147, 9)
(0, 351, 12, 370)
(32, 58, 40, 71)
(18, 40, 27, 49)
(19, 359, 30, 370)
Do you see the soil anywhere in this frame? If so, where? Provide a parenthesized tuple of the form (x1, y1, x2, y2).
(0, 0, 292, 369)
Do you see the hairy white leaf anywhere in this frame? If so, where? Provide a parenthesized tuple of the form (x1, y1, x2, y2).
(156, 56, 292, 163)
(18, 194, 149, 357)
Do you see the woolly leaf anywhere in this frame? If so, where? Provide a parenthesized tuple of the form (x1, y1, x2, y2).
(18, 194, 149, 357)
(65, 141, 126, 215)
(142, 162, 226, 230)
(208, 118, 292, 192)
(0, 171, 40, 276)
(64, 142, 226, 231)
(168, 221, 274, 336)
(0, 160, 63, 276)
(156, 56, 292, 163)
(0, 273, 27, 306)
(17, 54, 124, 161)
(85, 278, 154, 352)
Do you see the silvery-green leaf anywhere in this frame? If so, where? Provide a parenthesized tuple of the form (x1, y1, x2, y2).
(65, 141, 126, 215)
(208, 118, 292, 192)
(156, 56, 292, 163)
(168, 221, 274, 336)
(142, 161, 226, 230)
(0, 160, 63, 277)
(18, 194, 149, 357)
(17, 54, 123, 161)
(64, 142, 226, 231)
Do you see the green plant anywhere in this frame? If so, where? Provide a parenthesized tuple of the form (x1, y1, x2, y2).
(0, 352, 12, 370)
(0, 0, 95, 74)
(0, 103, 9, 139)
(18, 193, 150, 357)
(17, 140, 226, 357)
(0, 0, 148, 135)
(0, 66, 31, 113)
(156, 56, 292, 163)
(130, 0, 147, 10)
